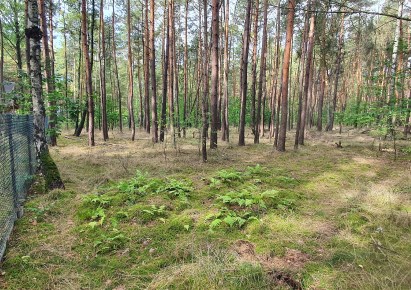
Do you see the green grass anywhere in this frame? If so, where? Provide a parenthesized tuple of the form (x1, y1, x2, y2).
(1, 128, 410, 289)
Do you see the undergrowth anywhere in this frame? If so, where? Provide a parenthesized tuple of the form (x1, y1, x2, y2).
(2, 134, 410, 290)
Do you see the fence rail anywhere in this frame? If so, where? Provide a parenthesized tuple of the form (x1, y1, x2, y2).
(0, 114, 36, 260)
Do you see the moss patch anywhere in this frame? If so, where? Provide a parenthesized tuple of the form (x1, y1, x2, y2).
(40, 150, 65, 191)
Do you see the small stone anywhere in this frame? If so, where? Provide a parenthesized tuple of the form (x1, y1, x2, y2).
(142, 239, 151, 247)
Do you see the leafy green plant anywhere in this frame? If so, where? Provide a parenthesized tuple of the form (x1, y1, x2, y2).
(87, 207, 106, 228)
(268, 190, 300, 211)
(116, 170, 148, 194)
(115, 211, 129, 219)
(206, 208, 258, 230)
(142, 205, 166, 217)
(88, 194, 112, 207)
(214, 169, 243, 184)
(217, 189, 279, 210)
(245, 164, 265, 176)
(157, 178, 193, 202)
(114, 170, 163, 196)
(93, 231, 129, 254)
(209, 177, 222, 188)
(26, 206, 51, 222)
(401, 146, 411, 154)
(132, 204, 169, 223)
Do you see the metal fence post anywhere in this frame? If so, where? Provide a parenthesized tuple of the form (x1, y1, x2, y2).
(6, 114, 18, 219)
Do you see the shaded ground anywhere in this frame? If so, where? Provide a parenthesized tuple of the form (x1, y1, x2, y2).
(0, 128, 410, 289)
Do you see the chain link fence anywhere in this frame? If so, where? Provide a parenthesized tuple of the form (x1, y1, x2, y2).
(0, 114, 36, 260)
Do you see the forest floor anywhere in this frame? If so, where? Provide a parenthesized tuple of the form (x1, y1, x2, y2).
(1, 127, 410, 289)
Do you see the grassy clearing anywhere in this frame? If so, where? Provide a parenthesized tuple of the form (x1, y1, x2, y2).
(0, 128, 410, 289)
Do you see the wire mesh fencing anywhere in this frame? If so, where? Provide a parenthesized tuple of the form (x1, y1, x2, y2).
(0, 114, 36, 260)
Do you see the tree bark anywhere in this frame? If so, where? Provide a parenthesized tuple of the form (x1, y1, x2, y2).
(168, 0, 176, 147)
(127, 0, 135, 140)
(210, 0, 219, 149)
(294, 9, 309, 148)
(221, 0, 230, 142)
(296, 3, 315, 147)
(150, 0, 158, 142)
(112, 0, 122, 132)
(250, 0, 259, 143)
(387, 1, 404, 126)
(173, 9, 180, 138)
(201, 0, 209, 161)
(13, 0, 23, 74)
(74, 20, 84, 136)
(81, 0, 95, 146)
(276, 0, 295, 152)
(271, 1, 281, 140)
(137, 41, 144, 128)
(326, 11, 344, 132)
(48, 0, 55, 82)
(183, 0, 188, 138)
(26, 0, 64, 190)
(255, 0, 268, 144)
(160, 0, 169, 142)
(238, 0, 252, 146)
(62, 6, 69, 130)
(144, 0, 151, 133)
(317, 12, 327, 131)
(25, 0, 31, 78)
(99, 0, 109, 141)
(38, 0, 57, 146)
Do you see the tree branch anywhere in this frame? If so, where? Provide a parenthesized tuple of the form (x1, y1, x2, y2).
(273, 2, 411, 22)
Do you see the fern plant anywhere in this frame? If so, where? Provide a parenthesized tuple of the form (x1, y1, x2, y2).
(157, 178, 193, 202)
(93, 230, 129, 254)
(206, 208, 258, 230)
(87, 207, 106, 228)
(142, 205, 166, 216)
(217, 189, 279, 209)
(214, 169, 243, 183)
(244, 164, 266, 176)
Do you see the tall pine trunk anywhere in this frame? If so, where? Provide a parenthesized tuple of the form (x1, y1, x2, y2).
(294, 9, 309, 148)
(183, 0, 188, 138)
(39, 0, 57, 146)
(127, 0, 135, 140)
(112, 0, 122, 132)
(317, 12, 327, 131)
(250, 0, 259, 143)
(296, 4, 315, 147)
(81, 0, 95, 146)
(326, 12, 344, 132)
(221, 0, 230, 142)
(201, 0, 209, 161)
(255, 0, 268, 144)
(271, 1, 281, 140)
(276, 0, 295, 152)
(99, 0, 109, 140)
(238, 0, 252, 146)
(168, 0, 176, 147)
(144, 0, 151, 133)
(160, 0, 169, 142)
(210, 0, 219, 149)
(150, 0, 158, 142)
